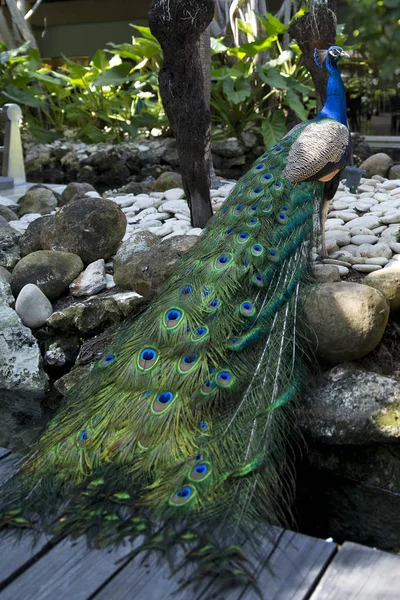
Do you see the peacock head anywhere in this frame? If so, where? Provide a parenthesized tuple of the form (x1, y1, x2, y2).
(314, 46, 350, 69)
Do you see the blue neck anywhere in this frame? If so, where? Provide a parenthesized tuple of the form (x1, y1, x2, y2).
(317, 61, 347, 126)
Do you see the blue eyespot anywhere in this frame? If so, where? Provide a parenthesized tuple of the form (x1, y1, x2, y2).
(183, 354, 198, 365)
(210, 299, 219, 308)
(225, 227, 235, 235)
(269, 250, 277, 257)
(281, 205, 289, 211)
(239, 232, 249, 240)
(248, 217, 258, 225)
(199, 420, 208, 431)
(80, 430, 87, 441)
(196, 327, 206, 336)
(141, 349, 156, 361)
(278, 212, 286, 220)
(166, 309, 180, 321)
(255, 163, 264, 171)
(263, 173, 273, 181)
(157, 392, 173, 404)
(180, 285, 193, 296)
(217, 371, 232, 386)
(208, 366, 215, 374)
(274, 181, 282, 189)
(102, 354, 115, 364)
(203, 287, 211, 297)
(262, 153, 269, 159)
(217, 254, 230, 265)
(273, 145, 283, 152)
(221, 207, 229, 214)
(249, 205, 258, 212)
(143, 390, 152, 397)
(242, 258, 249, 266)
(196, 452, 202, 461)
(243, 303, 252, 311)
(175, 486, 192, 498)
(255, 275, 263, 282)
(252, 245, 262, 255)
(194, 464, 208, 474)
(235, 203, 245, 213)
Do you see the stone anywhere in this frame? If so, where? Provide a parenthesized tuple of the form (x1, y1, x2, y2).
(0, 305, 48, 394)
(364, 268, 400, 312)
(357, 242, 392, 259)
(15, 283, 53, 328)
(325, 218, 344, 230)
(0, 266, 11, 282)
(359, 153, 393, 178)
(346, 215, 380, 230)
(113, 230, 159, 289)
(8, 220, 28, 235)
(152, 171, 183, 192)
(0, 278, 14, 307)
(54, 364, 94, 395)
(0, 205, 18, 222)
(47, 290, 146, 333)
(18, 215, 54, 257)
(302, 282, 389, 362)
(337, 244, 358, 256)
(352, 264, 382, 273)
(0, 221, 20, 269)
(115, 235, 198, 298)
(380, 213, 400, 225)
(0, 195, 19, 211)
(388, 165, 400, 180)
(44, 335, 80, 368)
(351, 235, 379, 245)
(41, 198, 126, 264)
(325, 230, 351, 246)
(300, 363, 400, 444)
(365, 257, 389, 266)
(60, 182, 96, 206)
(163, 188, 186, 202)
(69, 259, 106, 296)
(11, 250, 84, 300)
(17, 185, 58, 216)
(312, 265, 341, 283)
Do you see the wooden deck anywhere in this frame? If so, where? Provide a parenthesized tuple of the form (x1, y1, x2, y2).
(0, 449, 399, 599)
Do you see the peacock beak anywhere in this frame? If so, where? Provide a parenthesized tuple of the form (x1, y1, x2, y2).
(340, 51, 350, 58)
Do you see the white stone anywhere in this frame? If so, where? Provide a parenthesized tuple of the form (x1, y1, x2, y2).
(325, 218, 345, 230)
(389, 242, 400, 254)
(325, 230, 351, 246)
(129, 207, 157, 223)
(175, 213, 191, 221)
(328, 211, 358, 222)
(357, 242, 392, 259)
(122, 205, 140, 214)
(105, 274, 116, 289)
(85, 191, 101, 198)
(0, 278, 14, 307)
(159, 199, 189, 214)
(381, 180, 400, 190)
(8, 220, 28, 234)
(380, 213, 400, 225)
(69, 259, 106, 296)
(351, 235, 379, 246)
(330, 251, 354, 260)
(149, 223, 175, 237)
(134, 197, 158, 210)
(113, 196, 135, 208)
(331, 200, 349, 210)
(339, 244, 359, 256)
(19, 213, 42, 223)
(352, 264, 383, 273)
(350, 227, 374, 237)
(149, 192, 165, 200)
(346, 215, 381, 230)
(137, 220, 163, 228)
(358, 184, 375, 193)
(372, 175, 386, 182)
(372, 226, 387, 235)
(163, 188, 185, 202)
(15, 283, 53, 328)
(0, 195, 18, 208)
(186, 228, 202, 236)
(355, 203, 375, 212)
(365, 257, 389, 266)
(374, 193, 389, 203)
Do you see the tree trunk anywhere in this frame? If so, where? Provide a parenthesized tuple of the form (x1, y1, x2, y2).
(288, 4, 337, 112)
(4, 0, 37, 48)
(148, 0, 214, 228)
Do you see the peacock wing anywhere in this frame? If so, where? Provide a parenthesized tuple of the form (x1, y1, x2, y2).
(283, 119, 349, 183)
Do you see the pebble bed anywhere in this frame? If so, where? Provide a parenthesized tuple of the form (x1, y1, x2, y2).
(4, 175, 400, 280)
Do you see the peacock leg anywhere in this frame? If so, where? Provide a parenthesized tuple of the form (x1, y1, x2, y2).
(318, 197, 331, 259)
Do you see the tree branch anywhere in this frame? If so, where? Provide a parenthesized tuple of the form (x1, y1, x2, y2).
(24, 0, 45, 21)
(4, 0, 37, 47)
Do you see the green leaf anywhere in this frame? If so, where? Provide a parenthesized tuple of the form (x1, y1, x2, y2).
(131, 25, 158, 42)
(237, 19, 255, 38)
(261, 111, 286, 148)
(211, 37, 228, 54)
(257, 13, 287, 36)
(258, 66, 289, 90)
(238, 36, 277, 58)
(222, 77, 252, 104)
(2, 84, 43, 108)
(91, 49, 109, 71)
(285, 89, 308, 120)
(92, 63, 132, 86)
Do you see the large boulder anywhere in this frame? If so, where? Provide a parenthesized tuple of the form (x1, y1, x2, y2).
(60, 182, 97, 207)
(18, 215, 54, 257)
(388, 165, 400, 180)
(113, 230, 159, 290)
(359, 153, 393, 178)
(364, 268, 400, 312)
(0, 221, 20, 269)
(41, 198, 126, 264)
(114, 233, 197, 298)
(11, 250, 83, 300)
(17, 185, 58, 216)
(152, 171, 183, 192)
(302, 282, 389, 362)
(300, 363, 400, 445)
(0, 277, 14, 307)
(0, 205, 18, 222)
(0, 305, 48, 395)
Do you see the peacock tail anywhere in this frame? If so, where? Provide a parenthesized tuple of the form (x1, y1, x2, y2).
(1, 46, 350, 581)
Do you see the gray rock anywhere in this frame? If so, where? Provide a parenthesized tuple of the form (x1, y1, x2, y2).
(302, 282, 389, 362)
(359, 153, 394, 178)
(17, 185, 58, 216)
(0, 221, 20, 269)
(41, 198, 126, 264)
(0, 305, 48, 394)
(212, 137, 246, 158)
(364, 267, 400, 312)
(47, 290, 146, 333)
(69, 259, 106, 296)
(60, 182, 96, 207)
(301, 363, 400, 444)
(113, 230, 160, 290)
(15, 283, 53, 328)
(18, 215, 54, 257)
(0, 266, 11, 282)
(44, 335, 79, 368)
(0, 205, 18, 221)
(114, 234, 198, 298)
(54, 364, 94, 395)
(0, 277, 14, 307)
(152, 171, 183, 192)
(388, 165, 400, 180)
(11, 250, 84, 300)
(312, 264, 341, 283)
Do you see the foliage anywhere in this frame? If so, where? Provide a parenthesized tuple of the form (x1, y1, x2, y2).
(210, 12, 314, 147)
(0, 26, 166, 143)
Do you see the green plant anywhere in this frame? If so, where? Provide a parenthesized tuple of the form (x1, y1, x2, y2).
(210, 11, 314, 148)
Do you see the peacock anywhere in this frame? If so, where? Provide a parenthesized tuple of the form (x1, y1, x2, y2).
(0, 46, 350, 582)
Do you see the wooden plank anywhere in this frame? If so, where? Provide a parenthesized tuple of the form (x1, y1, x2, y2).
(0, 537, 134, 600)
(0, 534, 52, 589)
(0, 449, 11, 460)
(310, 541, 400, 600)
(0, 456, 19, 486)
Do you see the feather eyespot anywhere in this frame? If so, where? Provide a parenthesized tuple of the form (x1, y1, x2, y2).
(165, 308, 183, 329)
(255, 163, 264, 171)
(101, 354, 115, 367)
(261, 153, 269, 159)
(191, 326, 208, 342)
(221, 207, 229, 214)
(262, 173, 273, 182)
(248, 217, 258, 227)
(274, 181, 283, 190)
(169, 485, 196, 506)
(268, 249, 279, 262)
(201, 379, 217, 395)
(225, 226, 236, 235)
(217, 371, 234, 388)
(277, 212, 288, 224)
(138, 348, 158, 370)
(240, 301, 256, 317)
(262, 202, 273, 214)
(252, 274, 264, 287)
(199, 419, 209, 431)
(189, 462, 211, 482)
(179, 353, 199, 374)
(237, 232, 249, 244)
(152, 391, 175, 414)
(251, 244, 263, 257)
(209, 299, 219, 309)
(251, 187, 263, 196)
(179, 285, 193, 296)
(234, 203, 245, 215)
(215, 254, 231, 269)
(273, 144, 283, 153)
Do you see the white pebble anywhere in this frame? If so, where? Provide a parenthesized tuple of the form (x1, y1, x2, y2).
(389, 242, 400, 254)
(351, 235, 379, 246)
(328, 211, 358, 222)
(380, 213, 400, 225)
(365, 257, 389, 266)
(163, 188, 185, 202)
(325, 218, 345, 230)
(186, 228, 202, 236)
(352, 264, 382, 273)
(347, 215, 380, 230)
(357, 242, 392, 259)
